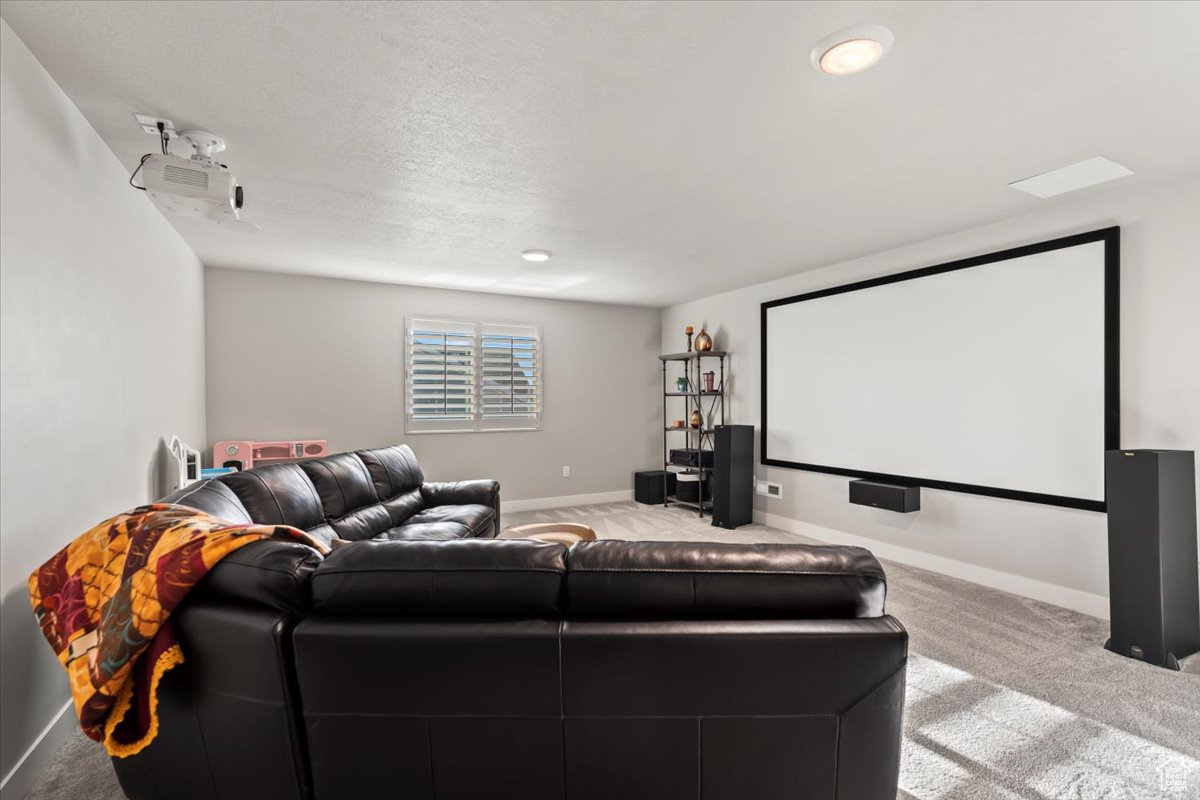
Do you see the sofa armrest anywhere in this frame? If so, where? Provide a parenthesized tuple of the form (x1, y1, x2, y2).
(190, 539, 322, 615)
(421, 479, 501, 532)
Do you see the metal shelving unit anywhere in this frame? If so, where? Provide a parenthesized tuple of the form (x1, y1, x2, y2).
(659, 350, 727, 517)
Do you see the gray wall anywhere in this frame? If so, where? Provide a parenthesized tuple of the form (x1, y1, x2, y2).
(0, 21, 206, 796)
(204, 267, 661, 503)
(663, 177, 1200, 617)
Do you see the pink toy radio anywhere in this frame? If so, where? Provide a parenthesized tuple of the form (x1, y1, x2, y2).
(213, 439, 329, 471)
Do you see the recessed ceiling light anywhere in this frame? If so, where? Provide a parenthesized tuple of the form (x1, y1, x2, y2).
(811, 24, 894, 76)
(1008, 157, 1134, 198)
(521, 249, 552, 262)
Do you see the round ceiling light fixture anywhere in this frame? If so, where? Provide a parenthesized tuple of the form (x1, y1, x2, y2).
(811, 24, 894, 76)
(521, 249, 552, 262)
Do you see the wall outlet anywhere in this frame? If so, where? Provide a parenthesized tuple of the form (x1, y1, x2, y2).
(133, 113, 176, 136)
(562, 466, 571, 478)
(755, 480, 783, 499)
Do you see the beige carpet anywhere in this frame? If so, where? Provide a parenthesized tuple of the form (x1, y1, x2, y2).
(27, 502, 1200, 799)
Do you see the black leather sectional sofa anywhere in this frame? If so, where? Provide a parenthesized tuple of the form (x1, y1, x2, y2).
(112, 445, 907, 800)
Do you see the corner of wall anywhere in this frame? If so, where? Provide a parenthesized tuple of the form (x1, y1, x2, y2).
(0, 701, 73, 800)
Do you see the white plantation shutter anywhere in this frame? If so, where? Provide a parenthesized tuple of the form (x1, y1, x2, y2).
(406, 319, 477, 432)
(480, 323, 541, 429)
(405, 318, 542, 433)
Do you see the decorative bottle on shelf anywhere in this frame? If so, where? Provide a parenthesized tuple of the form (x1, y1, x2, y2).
(689, 409, 703, 429)
(695, 328, 713, 352)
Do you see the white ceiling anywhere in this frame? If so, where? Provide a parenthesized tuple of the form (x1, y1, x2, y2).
(3, 1, 1198, 306)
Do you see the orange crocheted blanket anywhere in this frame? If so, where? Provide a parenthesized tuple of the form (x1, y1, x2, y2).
(29, 503, 329, 757)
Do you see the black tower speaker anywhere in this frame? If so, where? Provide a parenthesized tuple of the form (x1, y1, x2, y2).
(712, 425, 753, 529)
(1104, 449, 1200, 670)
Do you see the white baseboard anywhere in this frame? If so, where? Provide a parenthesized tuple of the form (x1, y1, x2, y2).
(756, 510, 1110, 619)
(503, 490, 632, 514)
(0, 700, 74, 800)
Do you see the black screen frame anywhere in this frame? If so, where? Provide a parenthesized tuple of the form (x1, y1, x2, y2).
(760, 226, 1120, 513)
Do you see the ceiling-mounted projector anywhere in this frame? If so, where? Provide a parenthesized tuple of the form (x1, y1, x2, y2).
(134, 126, 258, 230)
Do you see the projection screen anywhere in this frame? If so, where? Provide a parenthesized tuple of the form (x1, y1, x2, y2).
(761, 228, 1118, 511)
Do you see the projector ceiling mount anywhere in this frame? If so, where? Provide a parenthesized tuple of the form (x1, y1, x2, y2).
(128, 113, 259, 231)
(179, 130, 225, 162)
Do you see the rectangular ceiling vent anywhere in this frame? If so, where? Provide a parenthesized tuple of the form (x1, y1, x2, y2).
(163, 164, 208, 190)
(1008, 157, 1133, 199)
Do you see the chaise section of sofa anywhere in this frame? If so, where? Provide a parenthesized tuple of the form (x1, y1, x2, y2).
(290, 537, 906, 800)
(559, 541, 907, 800)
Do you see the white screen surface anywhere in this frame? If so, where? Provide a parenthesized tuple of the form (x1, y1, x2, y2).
(763, 236, 1111, 506)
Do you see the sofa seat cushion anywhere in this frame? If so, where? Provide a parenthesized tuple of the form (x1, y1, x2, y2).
(404, 504, 496, 537)
(374, 523, 471, 541)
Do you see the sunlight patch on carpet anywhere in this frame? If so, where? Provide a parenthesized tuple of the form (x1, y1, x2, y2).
(902, 654, 1199, 799)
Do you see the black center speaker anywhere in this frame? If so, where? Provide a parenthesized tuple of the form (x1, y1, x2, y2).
(1104, 449, 1200, 670)
(849, 480, 921, 513)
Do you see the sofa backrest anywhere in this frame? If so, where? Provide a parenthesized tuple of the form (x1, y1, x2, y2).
(220, 463, 335, 542)
(565, 540, 888, 619)
(309, 539, 566, 616)
(161, 449, 889, 623)
(161, 478, 252, 524)
(296, 537, 888, 621)
(164, 445, 429, 543)
(299, 448, 428, 541)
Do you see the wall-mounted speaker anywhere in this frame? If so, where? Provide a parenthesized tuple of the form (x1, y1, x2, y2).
(849, 480, 921, 513)
(1104, 449, 1199, 670)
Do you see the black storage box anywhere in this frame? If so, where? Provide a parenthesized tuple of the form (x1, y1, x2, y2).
(669, 448, 714, 468)
(634, 470, 676, 504)
(675, 474, 712, 503)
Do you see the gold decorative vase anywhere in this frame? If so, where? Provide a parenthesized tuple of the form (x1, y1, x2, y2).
(689, 410, 703, 429)
(694, 327, 713, 352)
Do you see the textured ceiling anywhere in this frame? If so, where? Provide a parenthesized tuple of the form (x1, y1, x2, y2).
(2, 1, 1198, 306)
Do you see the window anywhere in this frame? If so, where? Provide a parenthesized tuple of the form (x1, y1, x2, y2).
(406, 318, 542, 433)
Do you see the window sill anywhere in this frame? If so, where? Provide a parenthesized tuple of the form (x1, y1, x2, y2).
(405, 426, 543, 435)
